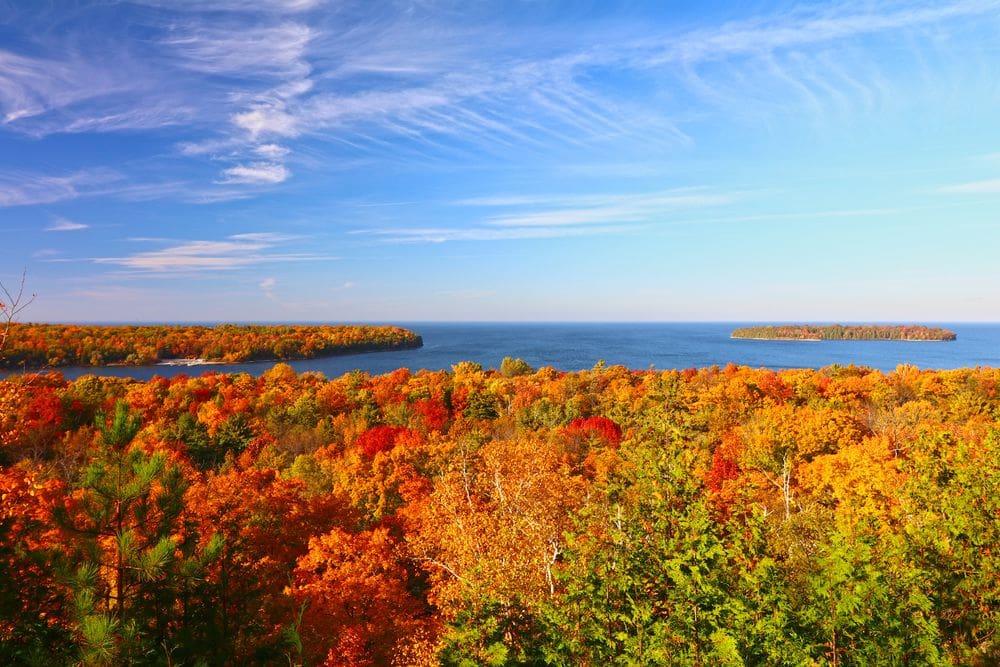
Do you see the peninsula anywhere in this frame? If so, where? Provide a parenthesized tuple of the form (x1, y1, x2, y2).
(731, 324, 957, 342)
(0, 323, 423, 369)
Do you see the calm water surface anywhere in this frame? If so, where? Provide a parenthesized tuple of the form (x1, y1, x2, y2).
(33, 322, 1000, 382)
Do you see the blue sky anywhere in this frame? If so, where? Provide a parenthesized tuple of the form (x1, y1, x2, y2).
(1, 0, 999, 322)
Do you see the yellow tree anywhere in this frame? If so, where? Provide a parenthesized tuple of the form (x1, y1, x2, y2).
(740, 404, 864, 522)
(405, 433, 587, 663)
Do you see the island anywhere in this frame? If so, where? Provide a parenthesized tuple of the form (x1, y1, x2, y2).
(731, 324, 957, 341)
(0, 323, 422, 369)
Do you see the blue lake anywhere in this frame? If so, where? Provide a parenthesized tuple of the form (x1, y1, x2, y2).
(27, 322, 1000, 382)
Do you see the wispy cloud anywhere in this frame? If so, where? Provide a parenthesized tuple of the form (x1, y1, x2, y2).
(92, 233, 327, 273)
(937, 178, 1000, 194)
(0, 48, 117, 126)
(481, 191, 735, 227)
(358, 187, 736, 243)
(0, 44, 193, 137)
(220, 162, 291, 184)
(167, 19, 314, 181)
(136, 0, 323, 12)
(253, 0, 998, 164)
(232, 108, 301, 139)
(165, 23, 313, 80)
(359, 224, 639, 244)
(1, 8, 310, 186)
(641, 1, 1000, 66)
(3, 0, 998, 201)
(46, 216, 89, 232)
(255, 143, 290, 159)
(0, 168, 121, 207)
(0, 168, 256, 208)
(259, 276, 277, 298)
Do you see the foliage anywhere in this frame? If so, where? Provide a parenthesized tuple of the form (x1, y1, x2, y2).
(731, 324, 957, 341)
(0, 323, 422, 368)
(2, 361, 1000, 663)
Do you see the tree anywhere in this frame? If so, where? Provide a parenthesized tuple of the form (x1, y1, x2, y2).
(0, 467, 71, 665)
(406, 434, 586, 664)
(541, 441, 764, 666)
(0, 268, 35, 355)
(291, 526, 431, 665)
(898, 432, 1000, 663)
(58, 401, 220, 665)
(180, 461, 343, 663)
(500, 357, 533, 379)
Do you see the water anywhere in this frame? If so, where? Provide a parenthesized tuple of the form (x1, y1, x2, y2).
(15, 322, 1000, 382)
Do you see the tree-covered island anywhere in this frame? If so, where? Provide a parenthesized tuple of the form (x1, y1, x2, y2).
(732, 324, 957, 341)
(0, 323, 422, 369)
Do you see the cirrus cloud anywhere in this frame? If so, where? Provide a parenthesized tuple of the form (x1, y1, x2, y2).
(92, 233, 328, 273)
(219, 162, 291, 184)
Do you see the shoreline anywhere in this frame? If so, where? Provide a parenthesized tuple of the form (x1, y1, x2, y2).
(730, 324, 957, 342)
(732, 336, 821, 341)
(155, 358, 228, 367)
(731, 335, 951, 342)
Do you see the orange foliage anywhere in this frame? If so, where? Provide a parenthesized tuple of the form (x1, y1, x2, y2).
(4, 360, 1000, 663)
(292, 526, 430, 666)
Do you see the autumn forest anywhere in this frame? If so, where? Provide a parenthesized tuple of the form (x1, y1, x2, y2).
(2, 356, 999, 665)
(0, 324, 422, 369)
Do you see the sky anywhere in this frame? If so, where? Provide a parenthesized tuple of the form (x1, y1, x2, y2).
(1, 0, 999, 323)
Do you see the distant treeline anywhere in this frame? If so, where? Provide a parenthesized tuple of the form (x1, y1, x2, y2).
(732, 324, 957, 341)
(0, 323, 422, 368)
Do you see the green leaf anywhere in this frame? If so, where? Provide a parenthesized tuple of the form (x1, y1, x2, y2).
(138, 535, 176, 581)
(78, 613, 119, 664)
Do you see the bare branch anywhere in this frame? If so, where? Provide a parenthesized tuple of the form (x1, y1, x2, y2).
(0, 268, 36, 353)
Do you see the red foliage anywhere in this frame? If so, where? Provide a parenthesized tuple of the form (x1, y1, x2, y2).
(0, 380, 68, 459)
(756, 371, 793, 402)
(292, 527, 428, 666)
(707, 446, 740, 492)
(564, 416, 622, 447)
(356, 425, 408, 457)
(706, 433, 743, 517)
(412, 398, 449, 432)
(449, 386, 470, 414)
(0, 468, 67, 641)
(370, 368, 411, 406)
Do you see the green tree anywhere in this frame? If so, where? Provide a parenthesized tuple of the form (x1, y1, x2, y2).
(500, 357, 533, 378)
(794, 522, 944, 666)
(59, 401, 221, 665)
(541, 438, 781, 666)
(899, 432, 1000, 664)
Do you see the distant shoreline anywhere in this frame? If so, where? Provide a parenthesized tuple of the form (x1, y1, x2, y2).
(731, 336, 822, 342)
(731, 324, 957, 342)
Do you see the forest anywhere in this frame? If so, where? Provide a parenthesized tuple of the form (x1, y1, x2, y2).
(0, 324, 422, 369)
(1, 358, 998, 665)
(731, 325, 957, 342)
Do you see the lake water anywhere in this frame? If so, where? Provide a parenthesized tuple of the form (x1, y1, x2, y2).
(24, 322, 1000, 382)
